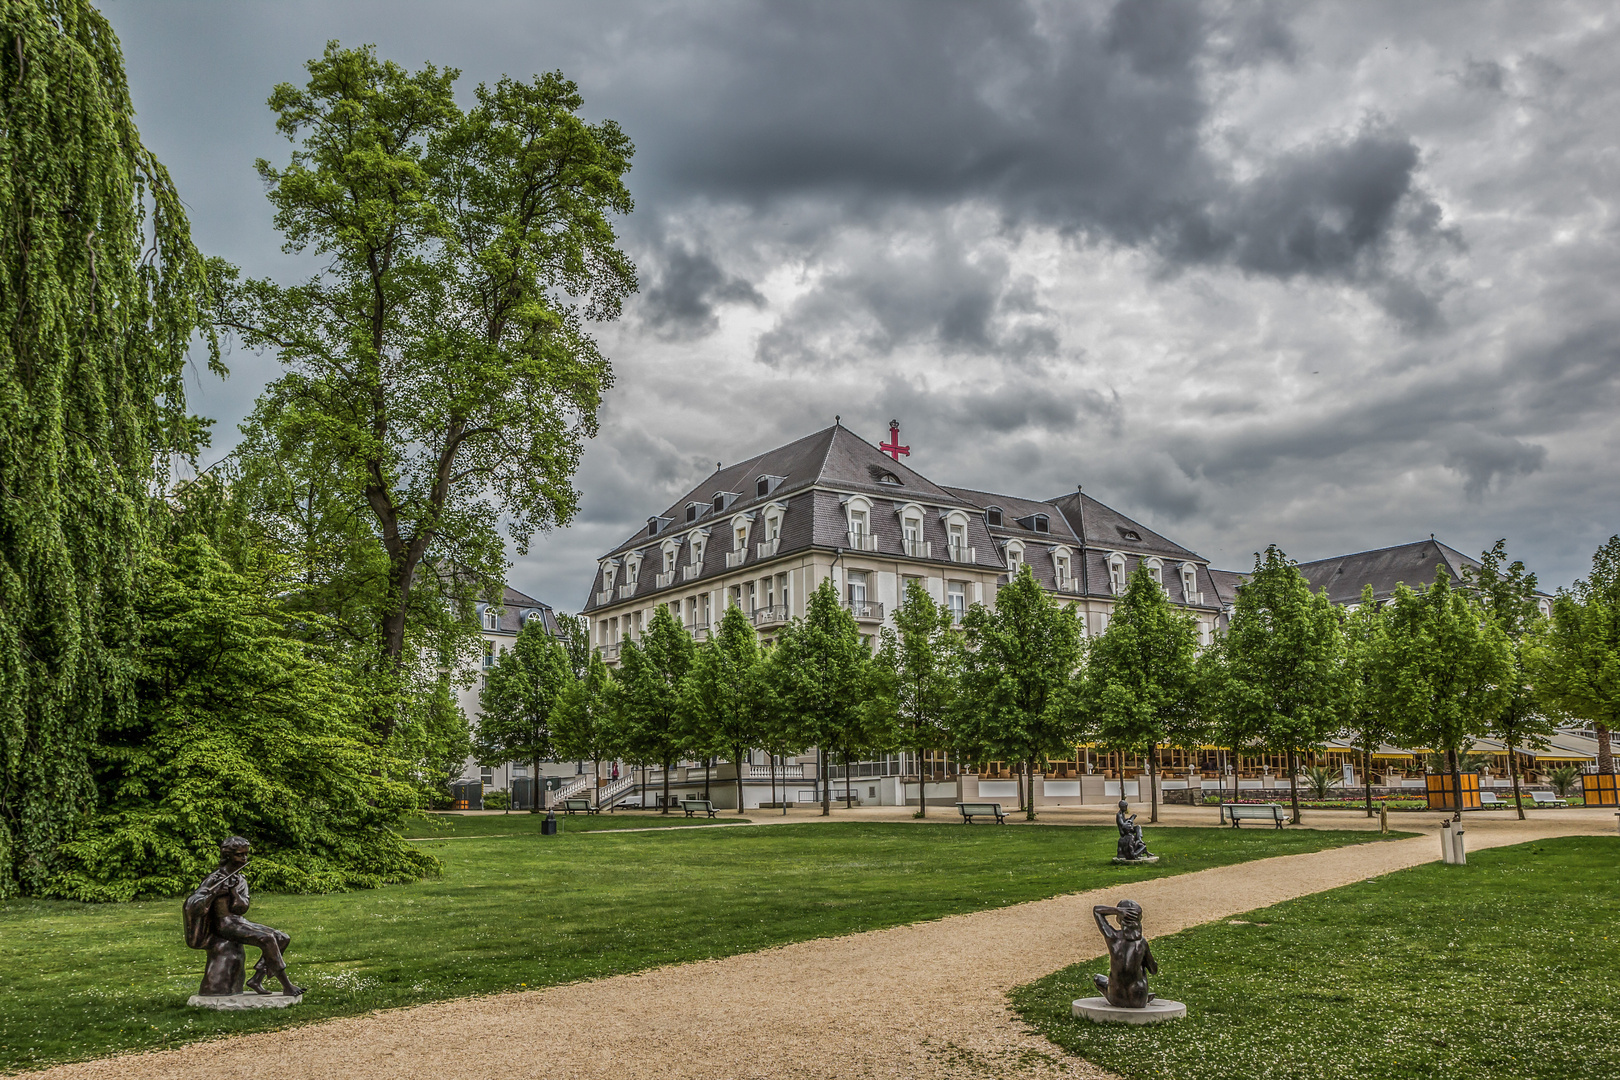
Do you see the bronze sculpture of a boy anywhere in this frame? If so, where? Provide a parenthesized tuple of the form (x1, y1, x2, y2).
(183, 836, 304, 997)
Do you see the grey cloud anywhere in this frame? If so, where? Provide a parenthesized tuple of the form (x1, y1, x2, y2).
(637, 243, 765, 341)
(1440, 429, 1547, 498)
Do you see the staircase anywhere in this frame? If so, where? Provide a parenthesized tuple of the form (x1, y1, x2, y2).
(549, 775, 593, 806)
(597, 774, 639, 809)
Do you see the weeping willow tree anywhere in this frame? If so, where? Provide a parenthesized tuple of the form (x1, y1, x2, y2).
(0, 0, 216, 895)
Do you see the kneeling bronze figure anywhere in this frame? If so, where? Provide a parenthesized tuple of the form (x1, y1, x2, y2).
(183, 837, 304, 997)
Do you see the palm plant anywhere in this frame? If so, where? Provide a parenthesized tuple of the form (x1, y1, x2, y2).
(1547, 766, 1579, 797)
(1302, 765, 1340, 800)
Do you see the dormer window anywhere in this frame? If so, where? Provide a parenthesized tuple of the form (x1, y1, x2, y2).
(1015, 513, 1050, 533)
(733, 522, 749, 551)
(712, 494, 725, 513)
(755, 474, 784, 498)
(1144, 557, 1164, 592)
(1116, 526, 1141, 542)
(1179, 563, 1197, 602)
(711, 491, 740, 514)
(648, 517, 660, 536)
(481, 606, 499, 631)
(691, 535, 706, 565)
(663, 546, 677, 573)
(877, 471, 900, 485)
(601, 561, 618, 590)
(686, 503, 700, 523)
(985, 507, 1003, 527)
(1053, 549, 1071, 588)
(849, 507, 869, 536)
(1005, 541, 1024, 577)
(1108, 553, 1127, 595)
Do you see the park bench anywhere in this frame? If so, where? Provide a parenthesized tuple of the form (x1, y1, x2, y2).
(561, 798, 600, 815)
(956, 802, 1006, 825)
(1221, 802, 1286, 829)
(681, 799, 718, 819)
(1528, 791, 1568, 808)
(1478, 791, 1504, 807)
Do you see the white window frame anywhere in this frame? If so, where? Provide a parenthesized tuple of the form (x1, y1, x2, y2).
(1005, 540, 1025, 577)
(1107, 552, 1127, 595)
(1050, 545, 1072, 589)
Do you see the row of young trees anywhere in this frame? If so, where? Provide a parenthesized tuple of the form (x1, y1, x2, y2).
(484, 537, 1620, 829)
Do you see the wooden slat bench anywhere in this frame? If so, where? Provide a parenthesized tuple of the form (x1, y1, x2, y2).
(1221, 802, 1286, 828)
(561, 798, 600, 816)
(957, 802, 1006, 825)
(680, 799, 719, 819)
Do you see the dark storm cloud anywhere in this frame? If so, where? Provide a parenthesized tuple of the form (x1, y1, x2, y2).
(636, 243, 765, 341)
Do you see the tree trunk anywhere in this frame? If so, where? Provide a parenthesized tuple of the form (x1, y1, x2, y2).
(1148, 746, 1159, 824)
(1363, 742, 1374, 818)
(662, 755, 671, 814)
(844, 750, 853, 809)
(916, 745, 927, 818)
(1287, 749, 1301, 825)
(703, 757, 711, 801)
(735, 747, 747, 814)
(1230, 751, 1239, 805)
(1449, 746, 1464, 822)
(533, 754, 543, 813)
(1598, 724, 1615, 776)
(592, 755, 600, 808)
(1507, 739, 1525, 821)
(1026, 757, 1037, 821)
(821, 747, 830, 816)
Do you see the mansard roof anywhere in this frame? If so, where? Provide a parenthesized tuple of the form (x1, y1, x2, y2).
(1294, 539, 1480, 606)
(482, 585, 558, 636)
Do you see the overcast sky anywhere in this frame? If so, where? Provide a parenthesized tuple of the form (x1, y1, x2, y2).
(107, 0, 1620, 608)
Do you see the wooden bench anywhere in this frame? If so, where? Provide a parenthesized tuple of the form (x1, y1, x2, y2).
(1529, 791, 1568, 808)
(681, 799, 718, 819)
(1221, 802, 1286, 828)
(957, 802, 1006, 825)
(560, 797, 600, 815)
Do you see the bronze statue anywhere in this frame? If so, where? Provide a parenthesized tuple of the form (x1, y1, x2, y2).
(183, 837, 304, 997)
(1092, 899, 1158, 1008)
(1114, 798, 1153, 861)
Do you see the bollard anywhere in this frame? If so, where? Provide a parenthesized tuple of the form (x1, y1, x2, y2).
(1452, 822, 1466, 865)
(1440, 819, 1454, 864)
(541, 808, 559, 836)
(1379, 803, 1388, 835)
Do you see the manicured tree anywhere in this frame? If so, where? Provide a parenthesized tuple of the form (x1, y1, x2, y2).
(1217, 546, 1343, 824)
(551, 652, 616, 807)
(1465, 541, 1557, 819)
(214, 43, 635, 721)
(613, 605, 695, 813)
(0, 0, 217, 895)
(875, 579, 959, 817)
(1086, 565, 1201, 824)
(1371, 576, 1511, 820)
(475, 618, 572, 811)
(762, 579, 874, 815)
(955, 567, 1084, 821)
(1337, 587, 1395, 818)
(1534, 536, 1620, 779)
(680, 604, 762, 813)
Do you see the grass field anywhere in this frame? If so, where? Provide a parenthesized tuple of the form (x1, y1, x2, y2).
(0, 821, 1398, 1072)
(405, 810, 754, 836)
(1012, 835, 1620, 1080)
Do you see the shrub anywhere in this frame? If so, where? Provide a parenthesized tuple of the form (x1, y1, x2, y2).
(482, 789, 511, 810)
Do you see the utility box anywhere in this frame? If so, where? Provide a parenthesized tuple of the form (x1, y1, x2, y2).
(1425, 772, 1480, 811)
(1581, 772, 1618, 807)
(450, 781, 483, 811)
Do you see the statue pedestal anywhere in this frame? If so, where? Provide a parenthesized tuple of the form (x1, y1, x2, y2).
(1111, 855, 1159, 865)
(187, 993, 303, 1011)
(1072, 997, 1185, 1024)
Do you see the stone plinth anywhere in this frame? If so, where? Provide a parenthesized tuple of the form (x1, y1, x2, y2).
(187, 992, 303, 1011)
(1072, 997, 1186, 1024)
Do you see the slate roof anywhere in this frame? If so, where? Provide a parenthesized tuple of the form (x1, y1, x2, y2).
(481, 585, 558, 636)
(1295, 539, 1481, 606)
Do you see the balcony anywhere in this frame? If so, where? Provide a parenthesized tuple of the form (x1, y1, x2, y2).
(655, 570, 675, 589)
(725, 549, 747, 569)
(756, 537, 780, 559)
(751, 603, 790, 628)
(748, 763, 806, 779)
(686, 620, 710, 639)
(598, 641, 622, 660)
(595, 589, 614, 606)
(845, 599, 885, 622)
(682, 563, 703, 582)
(617, 583, 637, 600)
(947, 545, 976, 564)
(846, 530, 878, 552)
(902, 538, 931, 559)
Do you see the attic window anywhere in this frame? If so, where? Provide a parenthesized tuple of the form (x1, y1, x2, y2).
(1033, 515, 1049, 533)
(1016, 513, 1050, 533)
(757, 477, 770, 498)
(686, 504, 699, 523)
(1116, 526, 1141, 542)
(712, 494, 725, 513)
(866, 464, 902, 485)
(648, 517, 660, 536)
(878, 472, 900, 485)
(986, 507, 1003, 527)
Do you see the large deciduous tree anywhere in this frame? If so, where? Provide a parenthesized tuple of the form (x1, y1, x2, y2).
(1086, 565, 1201, 824)
(1214, 546, 1343, 824)
(215, 43, 635, 731)
(955, 567, 1083, 821)
(1534, 536, 1620, 779)
(613, 605, 695, 813)
(875, 579, 959, 818)
(1337, 586, 1394, 818)
(1, 0, 217, 895)
(551, 651, 616, 808)
(680, 604, 762, 814)
(476, 616, 571, 810)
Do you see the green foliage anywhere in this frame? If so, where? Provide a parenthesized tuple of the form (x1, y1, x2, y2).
(551, 651, 617, 801)
(0, 0, 218, 894)
(614, 605, 696, 810)
(1086, 564, 1200, 820)
(213, 41, 635, 696)
(1547, 765, 1579, 797)
(1211, 546, 1343, 822)
(872, 579, 959, 816)
(48, 536, 436, 901)
(1300, 765, 1339, 799)
(681, 604, 764, 811)
(1534, 536, 1620, 774)
(1336, 585, 1394, 815)
(480, 789, 510, 811)
(476, 617, 571, 785)
(955, 567, 1083, 819)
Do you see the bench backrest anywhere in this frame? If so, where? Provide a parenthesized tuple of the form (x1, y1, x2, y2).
(681, 800, 711, 808)
(1530, 791, 1558, 802)
(958, 803, 1001, 812)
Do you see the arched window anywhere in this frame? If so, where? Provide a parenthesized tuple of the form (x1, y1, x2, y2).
(481, 606, 499, 631)
(844, 495, 875, 550)
(1144, 557, 1165, 592)
(1051, 546, 1072, 589)
(1005, 541, 1024, 577)
(1108, 553, 1128, 595)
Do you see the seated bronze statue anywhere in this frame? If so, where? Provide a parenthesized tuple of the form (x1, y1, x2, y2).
(1114, 799, 1153, 861)
(1092, 899, 1158, 1008)
(183, 837, 304, 997)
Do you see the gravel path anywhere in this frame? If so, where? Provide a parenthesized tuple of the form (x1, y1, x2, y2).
(36, 813, 1609, 1080)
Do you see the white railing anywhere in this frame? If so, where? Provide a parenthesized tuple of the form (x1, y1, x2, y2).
(903, 538, 930, 559)
(596, 590, 613, 605)
(618, 583, 637, 599)
(756, 538, 780, 559)
(748, 764, 806, 779)
(552, 775, 594, 803)
(598, 774, 637, 805)
(655, 570, 675, 589)
(948, 545, 975, 564)
(846, 531, 878, 551)
(725, 549, 747, 568)
(682, 564, 703, 581)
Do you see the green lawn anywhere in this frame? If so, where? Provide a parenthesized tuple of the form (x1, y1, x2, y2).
(404, 810, 753, 836)
(0, 822, 1397, 1073)
(1012, 836, 1620, 1080)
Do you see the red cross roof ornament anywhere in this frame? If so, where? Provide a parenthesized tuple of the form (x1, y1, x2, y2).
(880, 419, 910, 463)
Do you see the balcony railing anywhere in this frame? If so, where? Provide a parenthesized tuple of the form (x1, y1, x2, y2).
(598, 641, 622, 660)
(845, 599, 885, 622)
(595, 589, 613, 605)
(903, 538, 931, 559)
(725, 549, 747, 569)
(682, 563, 703, 582)
(617, 583, 637, 599)
(948, 545, 976, 564)
(756, 537, 780, 559)
(655, 570, 675, 589)
(846, 531, 878, 552)
(751, 604, 790, 628)
(686, 620, 710, 638)
(748, 763, 806, 779)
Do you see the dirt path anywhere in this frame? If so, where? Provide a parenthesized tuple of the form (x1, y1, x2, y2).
(36, 813, 1610, 1080)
